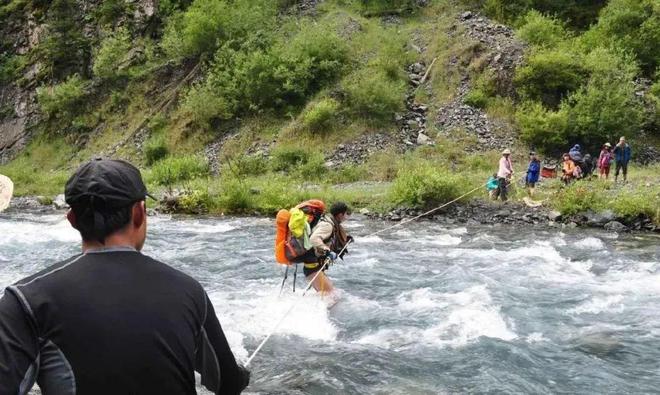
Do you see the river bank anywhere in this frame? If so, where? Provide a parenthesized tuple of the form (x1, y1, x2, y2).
(8, 191, 658, 233)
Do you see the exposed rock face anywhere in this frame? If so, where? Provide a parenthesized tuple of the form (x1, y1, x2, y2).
(434, 12, 525, 153)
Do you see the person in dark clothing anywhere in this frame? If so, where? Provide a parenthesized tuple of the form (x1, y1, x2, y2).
(613, 136, 632, 182)
(525, 152, 541, 197)
(0, 159, 250, 395)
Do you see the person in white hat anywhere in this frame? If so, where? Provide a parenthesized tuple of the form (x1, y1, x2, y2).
(494, 149, 513, 201)
(597, 142, 613, 180)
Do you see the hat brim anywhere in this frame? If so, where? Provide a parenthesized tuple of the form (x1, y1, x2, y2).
(0, 174, 14, 212)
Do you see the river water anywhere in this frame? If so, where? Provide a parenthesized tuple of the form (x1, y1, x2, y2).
(2, 212, 660, 394)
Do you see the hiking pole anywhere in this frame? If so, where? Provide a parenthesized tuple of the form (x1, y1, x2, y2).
(278, 265, 289, 296)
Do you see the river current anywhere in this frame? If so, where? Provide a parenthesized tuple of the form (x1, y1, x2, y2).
(2, 212, 659, 394)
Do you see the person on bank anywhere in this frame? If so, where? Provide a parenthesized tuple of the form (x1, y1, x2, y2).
(597, 142, 613, 180)
(561, 153, 580, 185)
(613, 136, 632, 183)
(525, 151, 541, 197)
(304, 202, 352, 295)
(494, 148, 513, 201)
(0, 159, 250, 395)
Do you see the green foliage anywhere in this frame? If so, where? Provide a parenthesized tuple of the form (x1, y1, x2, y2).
(300, 98, 340, 133)
(464, 89, 488, 108)
(514, 48, 587, 108)
(359, 0, 418, 14)
(149, 155, 209, 186)
(183, 23, 349, 125)
(473, 0, 606, 29)
(228, 155, 269, 177)
(177, 189, 212, 214)
(32, 0, 90, 81)
(144, 135, 169, 165)
(609, 187, 660, 223)
(390, 163, 468, 209)
(218, 179, 254, 212)
(584, 0, 660, 75)
(517, 10, 568, 48)
(554, 183, 606, 216)
(516, 101, 569, 154)
(94, 0, 128, 25)
(271, 146, 312, 172)
(36, 74, 88, 121)
(93, 29, 131, 80)
(0, 54, 27, 84)
(343, 69, 405, 120)
(161, 0, 277, 59)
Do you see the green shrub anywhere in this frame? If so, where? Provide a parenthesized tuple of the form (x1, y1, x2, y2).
(93, 28, 131, 79)
(554, 183, 606, 216)
(300, 98, 340, 133)
(271, 147, 311, 172)
(517, 10, 568, 48)
(296, 152, 327, 180)
(609, 187, 660, 223)
(161, 0, 277, 59)
(584, 0, 660, 75)
(475, 0, 605, 28)
(463, 89, 488, 108)
(218, 179, 254, 212)
(144, 135, 169, 165)
(0, 54, 27, 84)
(390, 163, 469, 209)
(181, 83, 235, 127)
(36, 74, 89, 121)
(360, 0, 417, 14)
(230, 155, 269, 176)
(178, 189, 212, 214)
(515, 48, 588, 108)
(516, 101, 569, 154)
(94, 0, 128, 25)
(149, 155, 209, 186)
(343, 69, 405, 120)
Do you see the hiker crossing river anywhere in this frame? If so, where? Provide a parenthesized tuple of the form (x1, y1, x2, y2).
(2, 210, 659, 393)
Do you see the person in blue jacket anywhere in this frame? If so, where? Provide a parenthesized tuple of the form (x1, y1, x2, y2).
(525, 151, 541, 197)
(613, 136, 632, 182)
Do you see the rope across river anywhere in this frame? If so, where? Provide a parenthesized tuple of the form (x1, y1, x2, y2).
(244, 183, 486, 367)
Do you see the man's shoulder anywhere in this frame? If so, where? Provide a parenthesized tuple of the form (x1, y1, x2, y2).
(139, 254, 203, 289)
(13, 254, 85, 287)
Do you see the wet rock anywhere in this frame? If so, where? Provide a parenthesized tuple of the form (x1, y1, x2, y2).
(584, 210, 616, 227)
(604, 221, 628, 232)
(547, 211, 562, 222)
(53, 194, 68, 210)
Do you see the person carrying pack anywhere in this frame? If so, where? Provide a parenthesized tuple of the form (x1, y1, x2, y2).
(305, 202, 353, 296)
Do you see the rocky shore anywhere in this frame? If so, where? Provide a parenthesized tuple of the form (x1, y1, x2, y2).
(7, 195, 657, 233)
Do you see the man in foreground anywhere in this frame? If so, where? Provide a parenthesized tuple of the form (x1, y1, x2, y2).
(0, 159, 249, 394)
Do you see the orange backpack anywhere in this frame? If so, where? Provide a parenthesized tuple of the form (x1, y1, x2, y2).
(274, 200, 326, 265)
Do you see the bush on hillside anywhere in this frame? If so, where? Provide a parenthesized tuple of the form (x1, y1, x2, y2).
(271, 147, 311, 172)
(36, 74, 88, 121)
(470, 0, 605, 29)
(360, 0, 418, 14)
(144, 135, 169, 165)
(183, 24, 349, 126)
(517, 10, 568, 48)
(390, 163, 468, 209)
(343, 69, 405, 120)
(93, 29, 131, 80)
(516, 101, 569, 154)
(583, 0, 660, 75)
(0, 54, 27, 84)
(514, 48, 588, 108)
(149, 155, 209, 186)
(300, 98, 340, 133)
(161, 0, 277, 59)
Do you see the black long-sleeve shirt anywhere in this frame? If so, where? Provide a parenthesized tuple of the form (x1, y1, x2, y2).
(0, 248, 249, 394)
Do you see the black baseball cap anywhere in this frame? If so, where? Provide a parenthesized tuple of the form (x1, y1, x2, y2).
(65, 159, 155, 208)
